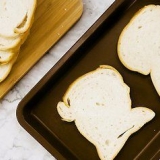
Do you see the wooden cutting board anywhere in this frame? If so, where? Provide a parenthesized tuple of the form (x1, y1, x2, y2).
(0, 0, 83, 99)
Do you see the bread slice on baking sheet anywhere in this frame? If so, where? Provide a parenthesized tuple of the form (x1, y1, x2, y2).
(117, 4, 160, 96)
(57, 65, 155, 160)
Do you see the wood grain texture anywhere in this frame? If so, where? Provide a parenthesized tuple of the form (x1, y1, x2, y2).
(0, 0, 83, 99)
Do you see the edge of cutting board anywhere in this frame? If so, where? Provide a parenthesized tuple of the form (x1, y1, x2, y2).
(0, 0, 83, 99)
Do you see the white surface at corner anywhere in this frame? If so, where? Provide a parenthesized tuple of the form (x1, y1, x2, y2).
(0, 0, 115, 160)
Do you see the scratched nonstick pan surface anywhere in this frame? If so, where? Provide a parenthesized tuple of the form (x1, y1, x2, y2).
(17, 0, 160, 159)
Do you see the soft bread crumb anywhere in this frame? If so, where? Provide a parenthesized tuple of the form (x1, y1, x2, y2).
(118, 4, 160, 96)
(57, 65, 155, 160)
(0, 0, 37, 83)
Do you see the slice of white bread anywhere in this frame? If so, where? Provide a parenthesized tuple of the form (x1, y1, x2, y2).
(13, 1, 36, 35)
(0, 30, 30, 64)
(0, 50, 17, 64)
(0, 0, 37, 83)
(0, 36, 20, 50)
(117, 5, 160, 95)
(0, 29, 29, 50)
(57, 65, 155, 160)
(0, 0, 37, 38)
(0, 54, 17, 82)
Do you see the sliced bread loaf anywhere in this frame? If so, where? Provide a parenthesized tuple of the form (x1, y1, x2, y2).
(117, 5, 160, 95)
(57, 65, 155, 160)
(0, 0, 37, 38)
(0, 0, 37, 83)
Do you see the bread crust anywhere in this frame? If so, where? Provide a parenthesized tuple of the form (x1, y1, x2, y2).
(117, 4, 160, 96)
(57, 65, 155, 160)
(0, 0, 37, 82)
(0, 0, 37, 38)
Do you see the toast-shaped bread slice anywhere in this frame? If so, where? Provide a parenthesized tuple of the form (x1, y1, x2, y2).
(0, 0, 37, 38)
(57, 65, 155, 160)
(118, 5, 160, 96)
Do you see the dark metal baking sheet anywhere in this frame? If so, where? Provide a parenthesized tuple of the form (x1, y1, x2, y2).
(16, 0, 160, 159)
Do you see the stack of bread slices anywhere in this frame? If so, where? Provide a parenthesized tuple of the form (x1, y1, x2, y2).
(0, 0, 37, 83)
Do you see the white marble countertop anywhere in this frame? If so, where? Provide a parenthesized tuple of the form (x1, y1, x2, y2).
(0, 0, 115, 159)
